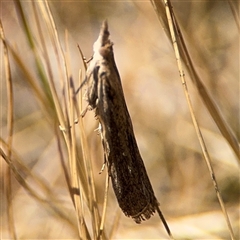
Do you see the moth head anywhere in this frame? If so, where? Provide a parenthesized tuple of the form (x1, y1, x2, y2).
(93, 20, 112, 54)
(86, 20, 114, 77)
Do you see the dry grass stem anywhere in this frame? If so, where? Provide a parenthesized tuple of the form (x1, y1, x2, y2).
(151, 0, 239, 161)
(159, 0, 236, 239)
(1, 1, 238, 238)
(98, 173, 110, 240)
(0, 19, 17, 240)
(0, 143, 77, 232)
(227, 0, 240, 32)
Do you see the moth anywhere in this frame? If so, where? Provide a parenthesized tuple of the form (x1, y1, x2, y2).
(81, 20, 162, 224)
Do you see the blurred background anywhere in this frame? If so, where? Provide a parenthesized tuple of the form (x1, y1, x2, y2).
(1, 1, 239, 239)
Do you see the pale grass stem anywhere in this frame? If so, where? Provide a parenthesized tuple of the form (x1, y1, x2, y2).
(162, 0, 236, 239)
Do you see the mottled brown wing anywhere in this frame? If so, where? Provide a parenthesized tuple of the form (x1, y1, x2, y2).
(84, 20, 159, 224)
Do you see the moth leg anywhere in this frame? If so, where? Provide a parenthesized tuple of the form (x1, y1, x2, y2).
(85, 56, 93, 63)
(86, 66, 99, 109)
(74, 104, 90, 122)
(99, 142, 110, 174)
(97, 123, 109, 174)
(99, 156, 107, 174)
(99, 145, 109, 174)
(80, 104, 93, 117)
(79, 65, 99, 118)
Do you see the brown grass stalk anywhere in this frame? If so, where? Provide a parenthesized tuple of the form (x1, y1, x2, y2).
(151, 0, 236, 239)
(0, 19, 17, 240)
(151, 0, 239, 162)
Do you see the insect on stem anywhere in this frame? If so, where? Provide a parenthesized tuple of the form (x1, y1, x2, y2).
(81, 20, 173, 237)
